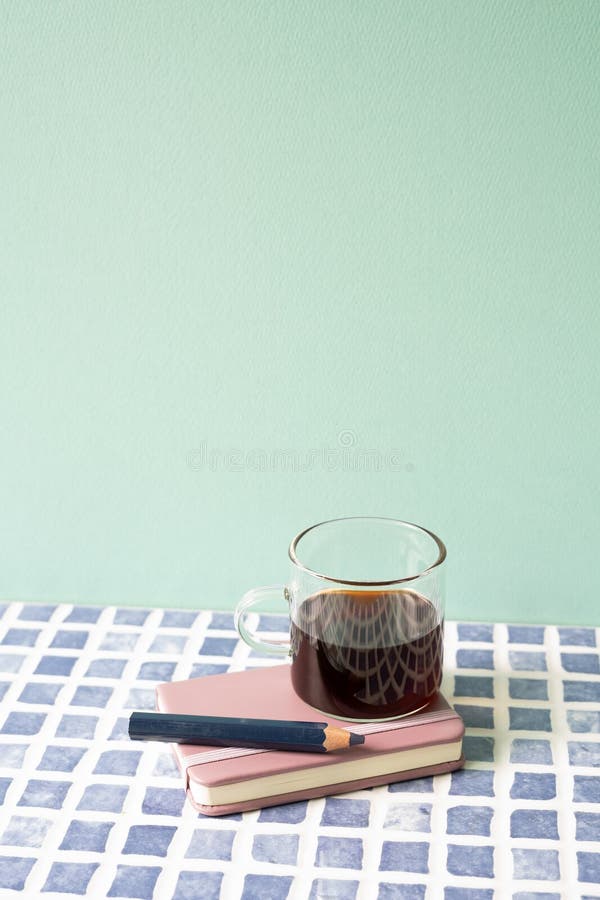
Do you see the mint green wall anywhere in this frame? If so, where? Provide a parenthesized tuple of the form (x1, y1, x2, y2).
(1, 2, 599, 624)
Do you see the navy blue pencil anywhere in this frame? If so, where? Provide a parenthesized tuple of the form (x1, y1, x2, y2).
(128, 712, 365, 753)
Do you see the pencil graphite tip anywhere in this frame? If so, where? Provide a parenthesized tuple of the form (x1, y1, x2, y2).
(349, 732, 365, 746)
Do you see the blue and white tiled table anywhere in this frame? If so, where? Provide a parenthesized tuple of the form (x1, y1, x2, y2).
(0, 602, 599, 899)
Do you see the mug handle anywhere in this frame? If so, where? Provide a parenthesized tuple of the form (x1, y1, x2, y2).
(234, 585, 291, 657)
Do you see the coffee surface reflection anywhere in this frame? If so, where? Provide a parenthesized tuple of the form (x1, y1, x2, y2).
(290, 588, 443, 719)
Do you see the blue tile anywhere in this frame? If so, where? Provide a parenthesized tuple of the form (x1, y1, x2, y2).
(50, 630, 88, 649)
(199, 636, 238, 656)
(142, 786, 185, 817)
(241, 874, 293, 900)
(94, 750, 142, 776)
(447, 805, 493, 836)
(161, 610, 198, 628)
(569, 741, 600, 767)
(56, 714, 98, 739)
(85, 659, 128, 678)
(19, 604, 56, 621)
(108, 865, 161, 898)
(508, 626, 545, 644)
(0, 776, 11, 803)
(510, 739, 553, 765)
(453, 704, 494, 729)
(509, 707, 552, 731)
(384, 802, 432, 833)
(152, 753, 180, 778)
(445, 891, 494, 900)
(18, 682, 63, 705)
(60, 819, 114, 852)
(173, 871, 222, 900)
(577, 851, 600, 883)
(258, 801, 308, 823)
(137, 661, 177, 681)
(512, 849, 560, 880)
(252, 646, 286, 661)
(35, 655, 77, 676)
(379, 886, 426, 900)
(109, 717, 130, 740)
(512, 894, 560, 900)
(564, 681, 600, 702)
(379, 841, 429, 873)
(0, 856, 36, 891)
(463, 736, 495, 761)
(125, 687, 155, 709)
(185, 829, 235, 860)
(456, 649, 494, 669)
(0, 743, 27, 767)
(77, 783, 129, 813)
(568, 710, 600, 733)
(316, 836, 364, 870)
(389, 776, 434, 793)
(0, 682, 9, 701)
(1, 814, 52, 847)
(208, 810, 242, 821)
(511, 772, 556, 800)
(208, 612, 235, 629)
(114, 608, 150, 625)
(449, 769, 495, 796)
(321, 798, 370, 828)
(509, 651, 547, 672)
(559, 627, 597, 647)
(38, 745, 86, 772)
(2, 628, 40, 646)
(576, 812, 600, 841)
(99, 632, 140, 651)
(574, 776, 600, 802)
(2, 711, 46, 735)
(447, 844, 493, 878)
(311, 879, 359, 899)
(562, 653, 600, 674)
(253, 834, 299, 865)
(71, 685, 113, 707)
(457, 624, 494, 642)
(42, 862, 99, 895)
(510, 809, 558, 839)
(123, 825, 176, 857)
(454, 676, 494, 698)
(258, 614, 290, 633)
(18, 778, 72, 808)
(0, 652, 26, 672)
(64, 606, 102, 623)
(509, 678, 549, 700)
(149, 635, 187, 654)
(189, 663, 230, 678)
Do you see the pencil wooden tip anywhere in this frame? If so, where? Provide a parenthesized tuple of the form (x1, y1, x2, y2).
(323, 726, 366, 751)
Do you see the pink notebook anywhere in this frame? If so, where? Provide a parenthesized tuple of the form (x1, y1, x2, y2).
(156, 664, 465, 816)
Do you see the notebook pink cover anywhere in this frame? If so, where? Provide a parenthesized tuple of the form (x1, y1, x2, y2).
(156, 664, 464, 815)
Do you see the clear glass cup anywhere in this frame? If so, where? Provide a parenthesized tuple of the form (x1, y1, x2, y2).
(235, 516, 446, 721)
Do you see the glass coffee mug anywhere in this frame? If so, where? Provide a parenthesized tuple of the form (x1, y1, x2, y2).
(234, 517, 446, 721)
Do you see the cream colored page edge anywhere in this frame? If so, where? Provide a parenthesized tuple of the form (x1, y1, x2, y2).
(190, 739, 463, 806)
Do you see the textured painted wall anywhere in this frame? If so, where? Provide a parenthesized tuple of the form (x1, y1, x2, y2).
(1, 2, 599, 623)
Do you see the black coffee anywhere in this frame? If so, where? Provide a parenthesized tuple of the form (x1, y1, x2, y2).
(290, 589, 443, 719)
